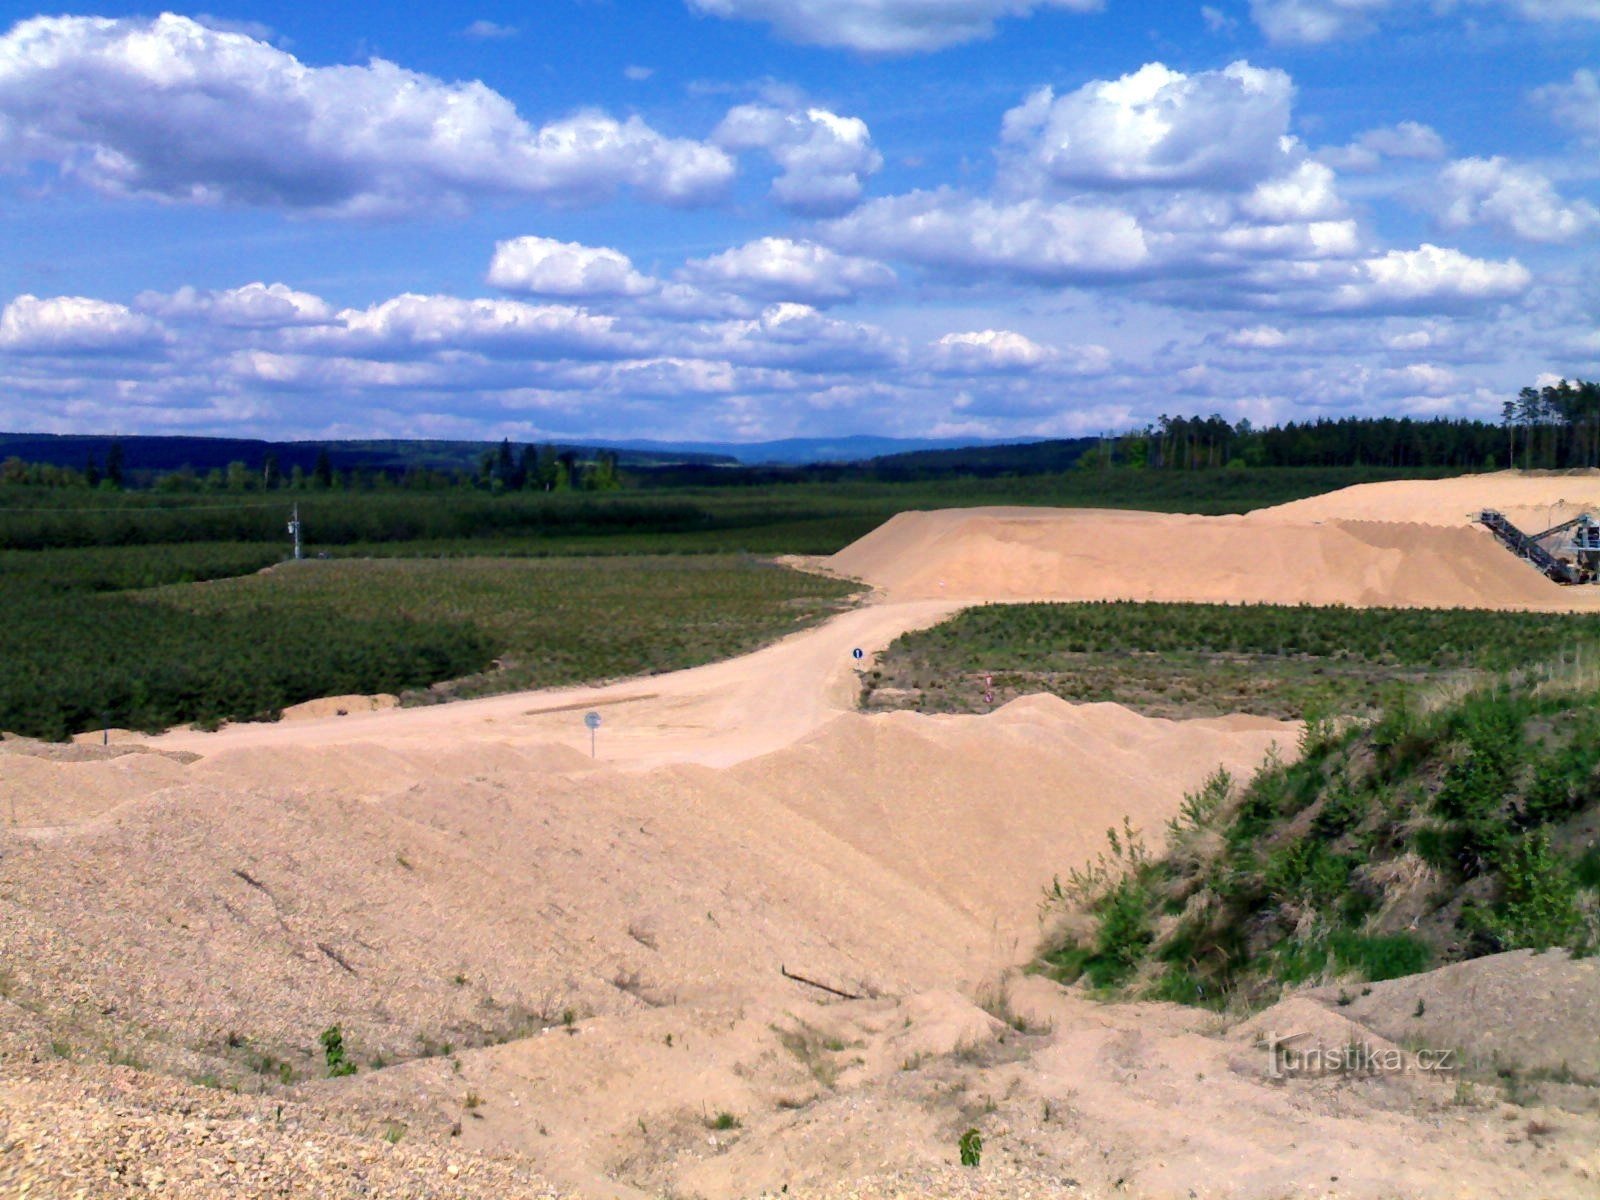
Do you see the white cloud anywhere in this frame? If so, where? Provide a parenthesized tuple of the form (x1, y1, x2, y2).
(1318, 120, 1445, 171)
(0, 14, 734, 216)
(825, 190, 1150, 281)
(714, 103, 882, 214)
(680, 237, 896, 304)
(136, 283, 334, 328)
(1328, 244, 1532, 313)
(1241, 160, 1345, 222)
(1381, 361, 1456, 396)
(1201, 5, 1240, 31)
(292, 295, 638, 360)
(930, 329, 1057, 374)
(0, 294, 168, 354)
(487, 236, 658, 298)
(1222, 325, 1294, 349)
(684, 0, 1101, 53)
(1434, 157, 1599, 243)
(461, 19, 518, 39)
(695, 302, 904, 371)
(624, 65, 655, 81)
(1533, 69, 1600, 142)
(1000, 61, 1295, 190)
(1252, 0, 1600, 43)
(1249, 0, 1389, 42)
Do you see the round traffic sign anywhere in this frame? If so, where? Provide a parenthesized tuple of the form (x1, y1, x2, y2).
(851, 647, 864, 661)
(584, 711, 602, 730)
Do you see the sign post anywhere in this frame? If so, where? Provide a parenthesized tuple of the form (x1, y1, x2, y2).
(584, 710, 601, 758)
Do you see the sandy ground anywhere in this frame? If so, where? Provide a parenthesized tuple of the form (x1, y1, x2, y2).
(7, 472, 1600, 1198)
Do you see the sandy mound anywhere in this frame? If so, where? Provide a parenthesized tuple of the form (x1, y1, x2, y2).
(279, 693, 400, 721)
(1307, 949, 1600, 1083)
(825, 501, 1600, 609)
(0, 702, 1289, 1087)
(1256, 469, 1600, 528)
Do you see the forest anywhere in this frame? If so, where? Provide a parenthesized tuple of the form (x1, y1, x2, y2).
(1, 379, 1593, 494)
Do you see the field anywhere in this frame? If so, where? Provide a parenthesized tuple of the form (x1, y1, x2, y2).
(0, 546, 856, 739)
(863, 601, 1600, 719)
(153, 555, 861, 703)
(0, 465, 1463, 553)
(10, 471, 1600, 1200)
(0, 465, 1470, 740)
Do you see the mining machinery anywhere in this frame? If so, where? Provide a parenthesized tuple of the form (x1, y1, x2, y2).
(1478, 509, 1600, 584)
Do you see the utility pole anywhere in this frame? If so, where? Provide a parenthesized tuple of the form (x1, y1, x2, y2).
(288, 504, 303, 561)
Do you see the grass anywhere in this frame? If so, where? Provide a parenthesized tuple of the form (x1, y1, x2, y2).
(773, 1021, 845, 1090)
(865, 601, 1600, 720)
(153, 554, 860, 704)
(1037, 670, 1600, 1007)
(0, 467, 1466, 553)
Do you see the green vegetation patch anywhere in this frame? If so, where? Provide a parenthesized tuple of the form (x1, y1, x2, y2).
(0, 466, 1466, 554)
(152, 554, 859, 705)
(0, 546, 856, 740)
(1038, 676, 1600, 1008)
(865, 601, 1600, 720)
(0, 545, 495, 740)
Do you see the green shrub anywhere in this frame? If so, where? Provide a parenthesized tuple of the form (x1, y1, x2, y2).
(319, 1026, 357, 1078)
(958, 1128, 982, 1168)
(1574, 844, 1600, 891)
(1493, 830, 1584, 951)
(1330, 932, 1431, 981)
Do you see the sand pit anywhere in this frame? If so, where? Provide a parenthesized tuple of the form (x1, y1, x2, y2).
(9, 473, 1600, 1198)
(823, 485, 1600, 609)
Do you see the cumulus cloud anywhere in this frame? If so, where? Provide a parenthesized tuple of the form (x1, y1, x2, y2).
(1222, 325, 1295, 349)
(684, 0, 1101, 53)
(1000, 61, 1295, 191)
(291, 295, 639, 360)
(714, 104, 882, 214)
(929, 330, 1058, 374)
(1251, 0, 1600, 43)
(680, 237, 896, 304)
(1327, 244, 1531, 314)
(1241, 160, 1345, 222)
(135, 282, 334, 328)
(1533, 69, 1600, 142)
(696, 302, 904, 371)
(487, 236, 658, 298)
(825, 190, 1150, 281)
(0, 13, 734, 216)
(1318, 120, 1445, 171)
(1433, 157, 1599, 243)
(0, 294, 168, 354)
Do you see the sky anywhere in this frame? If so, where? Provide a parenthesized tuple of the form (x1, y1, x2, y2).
(0, 1, 1595, 444)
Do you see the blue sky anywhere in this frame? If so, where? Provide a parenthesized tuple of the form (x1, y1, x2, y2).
(0, 1, 1595, 443)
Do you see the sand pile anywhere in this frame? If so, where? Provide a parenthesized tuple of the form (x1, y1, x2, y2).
(825, 502, 1600, 609)
(0, 700, 1290, 1087)
(1256, 469, 1600, 528)
(11, 474, 1600, 1197)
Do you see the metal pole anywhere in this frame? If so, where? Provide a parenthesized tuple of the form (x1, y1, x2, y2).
(290, 504, 303, 561)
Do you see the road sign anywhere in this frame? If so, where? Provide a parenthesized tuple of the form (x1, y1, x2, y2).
(584, 710, 601, 758)
(852, 647, 864, 661)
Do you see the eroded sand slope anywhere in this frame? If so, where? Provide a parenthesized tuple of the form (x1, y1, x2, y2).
(8, 473, 1600, 1198)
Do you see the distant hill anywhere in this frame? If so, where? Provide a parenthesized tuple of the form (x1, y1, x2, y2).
(600, 435, 1042, 465)
(862, 437, 1096, 477)
(0, 434, 738, 476)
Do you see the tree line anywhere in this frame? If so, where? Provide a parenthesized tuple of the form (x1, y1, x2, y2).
(0, 440, 624, 494)
(1078, 379, 1600, 473)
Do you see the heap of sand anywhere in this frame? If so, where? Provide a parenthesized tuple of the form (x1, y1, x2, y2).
(825, 496, 1600, 609)
(1255, 468, 1600, 528)
(10, 472, 1600, 1198)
